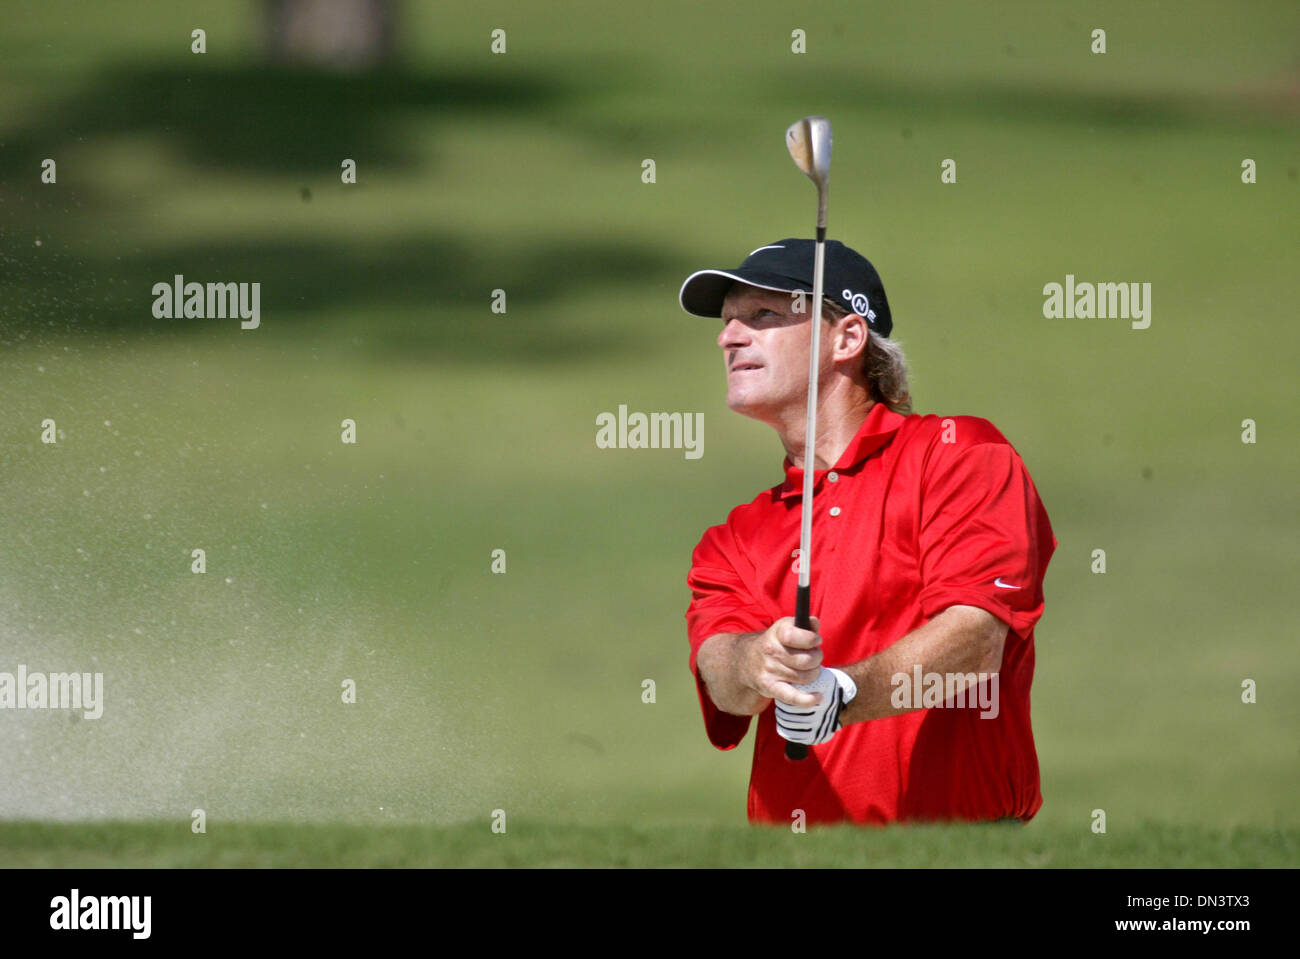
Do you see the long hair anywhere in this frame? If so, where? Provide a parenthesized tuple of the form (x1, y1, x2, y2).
(822, 298, 913, 415)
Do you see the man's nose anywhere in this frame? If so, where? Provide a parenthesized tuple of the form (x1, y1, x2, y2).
(718, 317, 749, 349)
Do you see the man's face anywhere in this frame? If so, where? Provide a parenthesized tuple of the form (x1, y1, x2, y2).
(717, 284, 816, 422)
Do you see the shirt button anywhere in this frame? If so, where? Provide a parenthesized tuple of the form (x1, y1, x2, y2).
(828, 472, 838, 482)
(829, 507, 841, 517)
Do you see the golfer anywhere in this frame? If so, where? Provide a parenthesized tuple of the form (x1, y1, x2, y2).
(680, 239, 1057, 825)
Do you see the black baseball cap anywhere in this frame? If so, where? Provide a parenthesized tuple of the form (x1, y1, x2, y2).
(679, 238, 893, 337)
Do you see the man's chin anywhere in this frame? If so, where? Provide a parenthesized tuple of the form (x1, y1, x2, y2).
(725, 392, 774, 422)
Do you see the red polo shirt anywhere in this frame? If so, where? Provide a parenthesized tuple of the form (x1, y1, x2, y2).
(685, 402, 1056, 825)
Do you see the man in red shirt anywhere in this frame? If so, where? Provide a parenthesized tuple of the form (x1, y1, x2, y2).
(680, 239, 1056, 826)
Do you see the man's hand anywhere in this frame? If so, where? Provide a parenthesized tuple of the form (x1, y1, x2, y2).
(740, 616, 825, 707)
(774, 667, 858, 745)
(696, 616, 830, 718)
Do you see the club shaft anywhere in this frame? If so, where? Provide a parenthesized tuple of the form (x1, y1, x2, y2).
(797, 231, 826, 592)
(787, 224, 827, 763)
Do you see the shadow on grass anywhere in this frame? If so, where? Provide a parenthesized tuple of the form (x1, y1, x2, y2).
(0, 59, 691, 359)
(0, 61, 584, 176)
(0, 229, 683, 362)
(9, 55, 1282, 354)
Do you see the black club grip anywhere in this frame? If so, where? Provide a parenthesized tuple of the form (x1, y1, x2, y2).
(785, 584, 813, 760)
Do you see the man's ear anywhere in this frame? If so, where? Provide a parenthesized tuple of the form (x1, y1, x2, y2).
(832, 312, 869, 365)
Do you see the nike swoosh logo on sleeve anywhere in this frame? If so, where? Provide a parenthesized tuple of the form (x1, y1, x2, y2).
(993, 578, 1020, 589)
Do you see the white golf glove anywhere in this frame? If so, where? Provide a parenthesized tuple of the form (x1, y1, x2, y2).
(774, 667, 858, 746)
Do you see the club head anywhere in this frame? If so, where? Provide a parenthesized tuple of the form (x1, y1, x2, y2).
(785, 116, 832, 190)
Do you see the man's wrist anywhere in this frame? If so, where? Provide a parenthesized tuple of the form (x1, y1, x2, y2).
(835, 659, 873, 725)
(831, 667, 858, 702)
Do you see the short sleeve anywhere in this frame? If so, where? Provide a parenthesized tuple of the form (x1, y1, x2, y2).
(685, 522, 769, 749)
(915, 431, 1056, 638)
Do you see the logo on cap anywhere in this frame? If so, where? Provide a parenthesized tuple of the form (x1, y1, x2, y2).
(842, 288, 876, 323)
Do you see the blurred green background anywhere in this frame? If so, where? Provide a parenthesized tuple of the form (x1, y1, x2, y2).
(1, 1, 1297, 861)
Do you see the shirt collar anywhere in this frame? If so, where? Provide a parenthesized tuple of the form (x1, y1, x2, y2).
(779, 402, 907, 499)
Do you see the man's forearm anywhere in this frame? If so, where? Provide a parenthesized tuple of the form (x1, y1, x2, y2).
(696, 632, 769, 716)
(838, 605, 1007, 725)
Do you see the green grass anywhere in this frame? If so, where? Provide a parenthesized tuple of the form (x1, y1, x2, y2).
(1, 0, 1298, 866)
(2, 820, 1295, 868)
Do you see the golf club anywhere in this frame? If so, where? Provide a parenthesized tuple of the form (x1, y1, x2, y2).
(784, 116, 831, 761)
